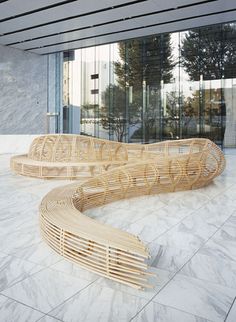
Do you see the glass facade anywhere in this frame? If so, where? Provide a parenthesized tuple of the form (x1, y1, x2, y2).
(63, 22, 236, 147)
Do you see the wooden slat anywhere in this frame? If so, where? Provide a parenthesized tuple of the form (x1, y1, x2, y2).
(10, 134, 225, 289)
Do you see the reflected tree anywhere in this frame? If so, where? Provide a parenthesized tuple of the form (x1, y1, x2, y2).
(115, 35, 174, 89)
(181, 24, 236, 81)
(103, 35, 174, 142)
(100, 84, 138, 142)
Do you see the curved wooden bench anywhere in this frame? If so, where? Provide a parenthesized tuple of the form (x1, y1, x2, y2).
(11, 135, 226, 180)
(10, 134, 132, 179)
(40, 138, 225, 289)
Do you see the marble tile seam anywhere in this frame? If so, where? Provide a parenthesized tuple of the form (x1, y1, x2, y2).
(147, 182, 236, 248)
(45, 262, 101, 283)
(9, 242, 62, 267)
(0, 155, 235, 319)
(35, 313, 65, 322)
(35, 314, 64, 322)
(0, 250, 99, 298)
(0, 264, 46, 294)
(127, 208, 236, 320)
(11, 253, 62, 269)
(145, 204, 205, 246)
(174, 206, 236, 269)
(223, 213, 236, 226)
(0, 222, 39, 238)
(127, 254, 189, 320)
(45, 279, 98, 318)
(101, 211, 153, 232)
(0, 293, 47, 319)
(0, 234, 42, 255)
(129, 300, 217, 322)
(119, 206, 169, 235)
(128, 263, 217, 321)
(178, 249, 236, 290)
(106, 198, 167, 211)
(202, 181, 235, 201)
(146, 214, 236, 315)
(177, 264, 236, 291)
(0, 214, 40, 229)
(224, 296, 236, 322)
(151, 276, 235, 322)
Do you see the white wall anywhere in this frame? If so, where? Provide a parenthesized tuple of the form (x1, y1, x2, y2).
(0, 44, 47, 134)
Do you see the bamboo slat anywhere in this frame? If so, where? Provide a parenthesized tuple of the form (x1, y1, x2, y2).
(10, 134, 225, 180)
(37, 136, 225, 289)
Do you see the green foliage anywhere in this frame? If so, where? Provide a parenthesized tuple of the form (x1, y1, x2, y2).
(100, 35, 175, 142)
(181, 24, 236, 81)
(100, 84, 138, 142)
(114, 35, 174, 89)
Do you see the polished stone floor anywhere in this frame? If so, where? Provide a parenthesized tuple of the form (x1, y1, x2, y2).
(0, 153, 236, 322)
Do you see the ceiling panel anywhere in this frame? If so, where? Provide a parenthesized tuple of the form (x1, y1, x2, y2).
(0, 0, 191, 45)
(0, 0, 138, 34)
(0, 0, 70, 20)
(0, 0, 235, 55)
(0, 1, 155, 44)
(30, 11, 236, 55)
(11, 0, 229, 51)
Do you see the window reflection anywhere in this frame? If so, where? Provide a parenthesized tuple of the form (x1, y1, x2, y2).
(63, 22, 236, 147)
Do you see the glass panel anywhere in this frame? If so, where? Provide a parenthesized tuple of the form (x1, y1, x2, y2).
(62, 21, 236, 148)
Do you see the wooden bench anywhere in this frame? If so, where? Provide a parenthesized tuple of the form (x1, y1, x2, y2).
(39, 138, 225, 289)
(10, 134, 132, 179)
(10, 134, 226, 180)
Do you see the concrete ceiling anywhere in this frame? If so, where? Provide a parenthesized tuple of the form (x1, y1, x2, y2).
(0, 0, 235, 55)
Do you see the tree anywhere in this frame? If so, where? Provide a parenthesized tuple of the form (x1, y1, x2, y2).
(114, 35, 174, 90)
(181, 24, 236, 81)
(100, 84, 138, 142)
(102, 35, 174, 142)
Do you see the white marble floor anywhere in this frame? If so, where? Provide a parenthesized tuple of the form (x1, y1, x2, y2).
(0, 153, 236, 322)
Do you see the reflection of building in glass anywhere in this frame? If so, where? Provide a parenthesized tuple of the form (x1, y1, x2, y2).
(63, 61, 70, 107)
(63, 22, 236, 147)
